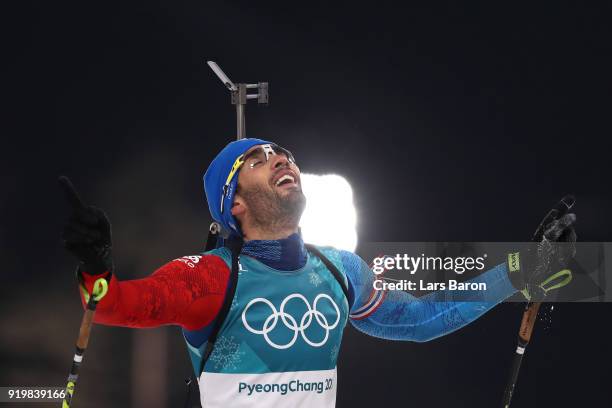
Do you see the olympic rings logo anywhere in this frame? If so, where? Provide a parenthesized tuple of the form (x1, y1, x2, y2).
(241, 293, 341, 350)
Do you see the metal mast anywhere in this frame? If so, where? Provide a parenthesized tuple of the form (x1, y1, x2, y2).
(207, 61, 269, 140)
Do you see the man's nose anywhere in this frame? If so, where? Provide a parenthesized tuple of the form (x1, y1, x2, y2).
(271, 153, 289, 169)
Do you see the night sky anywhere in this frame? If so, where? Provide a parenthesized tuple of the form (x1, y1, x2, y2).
(2, 1, 612, 407)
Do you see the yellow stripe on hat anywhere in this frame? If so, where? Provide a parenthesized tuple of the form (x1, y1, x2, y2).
(225, 154, 245, 187)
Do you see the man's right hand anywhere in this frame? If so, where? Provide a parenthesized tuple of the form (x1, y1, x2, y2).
(59, 176, 113, 275)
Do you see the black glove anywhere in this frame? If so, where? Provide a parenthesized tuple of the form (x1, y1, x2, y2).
(508, 195, 577, 300)
(59, 176, 113, 275)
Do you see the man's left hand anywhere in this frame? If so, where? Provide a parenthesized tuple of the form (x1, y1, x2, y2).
(507, 195, 577, 300)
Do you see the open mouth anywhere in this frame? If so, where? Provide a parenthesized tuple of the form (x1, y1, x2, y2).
(273, 170, 299, 189)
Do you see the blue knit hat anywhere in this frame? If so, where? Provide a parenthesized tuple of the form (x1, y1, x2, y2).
(204, 138, 272, 236)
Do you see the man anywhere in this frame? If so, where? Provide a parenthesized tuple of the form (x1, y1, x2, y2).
(62, 138, 576, 407)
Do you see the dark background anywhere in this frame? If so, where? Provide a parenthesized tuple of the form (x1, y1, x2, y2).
(2, 1, 611, 407)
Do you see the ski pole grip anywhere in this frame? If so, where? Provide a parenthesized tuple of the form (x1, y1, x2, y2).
(76, 309, 96, 350)
(518, 302, 541, 344)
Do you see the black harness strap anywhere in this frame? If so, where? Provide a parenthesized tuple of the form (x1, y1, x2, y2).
(198, 236, 243, 376)
(204, 222, 220, 252)
(305, 243, 350, 300)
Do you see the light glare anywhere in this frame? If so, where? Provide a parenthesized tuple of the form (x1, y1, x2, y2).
(300, 173, 358, 252)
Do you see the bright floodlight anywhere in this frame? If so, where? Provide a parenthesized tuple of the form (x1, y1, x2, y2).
(207, 61, 237, 91)
(300, 174, 358, 252)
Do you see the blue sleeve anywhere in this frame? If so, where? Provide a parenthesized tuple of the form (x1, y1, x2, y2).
(339, 251, 517, 342)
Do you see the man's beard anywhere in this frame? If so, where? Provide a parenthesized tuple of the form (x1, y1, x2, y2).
(239, 183, 306, 234)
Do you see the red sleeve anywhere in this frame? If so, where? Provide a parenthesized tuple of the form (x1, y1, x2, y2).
(78, 254, 230, 331)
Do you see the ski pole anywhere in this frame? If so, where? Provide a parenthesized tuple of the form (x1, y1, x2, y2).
(500, 195, 575, 407)
(58, 176, 110, 407)
(500, 301, 541, 408)
(61, 278, 108, 407)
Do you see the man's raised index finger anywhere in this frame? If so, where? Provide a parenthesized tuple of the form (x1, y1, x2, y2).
(58, 176, 86, 210)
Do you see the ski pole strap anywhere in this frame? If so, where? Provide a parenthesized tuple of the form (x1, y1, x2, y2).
(539, 269, 572, 293)
(521, 269, 572, 301)
(79, 278, 109, 310)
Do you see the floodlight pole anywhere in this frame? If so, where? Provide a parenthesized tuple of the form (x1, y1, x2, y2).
(207, 61, 269, 140)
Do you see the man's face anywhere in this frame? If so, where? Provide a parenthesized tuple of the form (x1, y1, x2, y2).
(233, 144, 306, 233)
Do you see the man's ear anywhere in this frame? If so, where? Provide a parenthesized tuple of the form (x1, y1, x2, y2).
(231, 194, 247, 217)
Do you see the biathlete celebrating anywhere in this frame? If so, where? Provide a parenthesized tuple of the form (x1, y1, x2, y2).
(61, 138, 576, 407)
